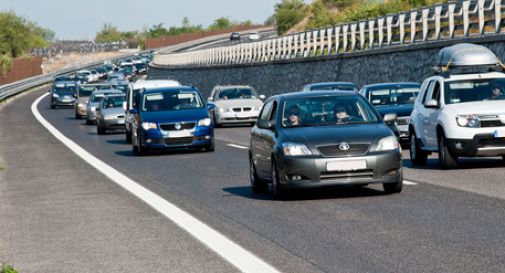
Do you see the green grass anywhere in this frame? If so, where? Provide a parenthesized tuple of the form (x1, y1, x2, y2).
(1, 264, 18, 273)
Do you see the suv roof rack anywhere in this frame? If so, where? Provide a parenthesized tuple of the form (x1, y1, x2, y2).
(434, 43, 503, 76)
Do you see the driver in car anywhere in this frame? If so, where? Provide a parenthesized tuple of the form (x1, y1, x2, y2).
(334, 105, 354, 124)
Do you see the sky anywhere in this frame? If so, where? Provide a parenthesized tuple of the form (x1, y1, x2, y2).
(1, 0, 313, 40)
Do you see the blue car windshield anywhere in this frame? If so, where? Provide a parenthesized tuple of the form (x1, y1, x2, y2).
(142, 91, 203, 112)
(367, 85, 420, 106)
(282, 95, 379, 128)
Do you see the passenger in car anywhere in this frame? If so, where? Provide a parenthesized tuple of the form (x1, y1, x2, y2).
(490, 85, 502, 99)
(334, 105, 353, 124)
(286, 105, 302, 126)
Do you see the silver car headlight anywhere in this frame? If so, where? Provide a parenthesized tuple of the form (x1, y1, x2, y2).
(90, 106, 96, 112)
(78, 103, 85, 109)
(456, 115, 480, 128)
(218, 107, 226, 113)
(52, 93, 60, 98)
(141, 122, 157, 130)
(198, 118, 211, 127)
(282, 142, 312, 156)
(375, 136, 400, 151)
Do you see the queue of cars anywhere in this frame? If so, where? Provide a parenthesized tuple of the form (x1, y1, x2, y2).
(49, 43, 505, 199)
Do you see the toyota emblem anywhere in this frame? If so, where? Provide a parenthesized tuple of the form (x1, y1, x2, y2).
(339, 143, 350, 151)
(175, 123, 182, 130)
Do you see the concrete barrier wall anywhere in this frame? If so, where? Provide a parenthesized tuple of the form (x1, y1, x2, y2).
(148, 35, 505, 98)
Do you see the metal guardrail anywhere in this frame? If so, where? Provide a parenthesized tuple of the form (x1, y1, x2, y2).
(155, 0, 505, 67)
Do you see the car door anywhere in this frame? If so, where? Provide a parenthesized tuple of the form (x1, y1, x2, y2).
(425, 79, 443, 148)
(415, 79, 435, 148)
(252, 99, 274, 178)
(259, 100, 278, 179)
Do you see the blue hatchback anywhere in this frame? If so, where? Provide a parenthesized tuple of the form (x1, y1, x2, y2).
(130, 86, 214, 154)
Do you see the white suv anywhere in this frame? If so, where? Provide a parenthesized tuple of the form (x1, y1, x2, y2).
(409, 43, 505, 169)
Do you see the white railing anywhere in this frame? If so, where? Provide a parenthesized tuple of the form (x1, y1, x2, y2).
(154, 0, 504, 67)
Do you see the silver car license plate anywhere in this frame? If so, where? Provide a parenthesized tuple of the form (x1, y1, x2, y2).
(326, 160, 367, 172)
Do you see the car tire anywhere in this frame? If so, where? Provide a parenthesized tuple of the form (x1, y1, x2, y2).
(50, 103, 55, 109)
(125, 130, 132, 144)
(409, 129, 427, 165)
(75, 112, 81, 119)
(205, 140, 215, 152)
(86, 119, 92, 125)
(250, 156, 267, 193)
(133, 133, 147, 155)
(213, 116, 221, 128)
(97, 125, 106, 135)
(438, 132, 458, 169)
(383, 169, 403, 194)
(271, 160, 285, 200)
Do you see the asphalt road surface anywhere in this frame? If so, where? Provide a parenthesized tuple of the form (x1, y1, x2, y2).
(1, 87, 505, 273)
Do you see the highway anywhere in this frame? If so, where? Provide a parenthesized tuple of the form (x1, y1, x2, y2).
(1, 86, 504, 272)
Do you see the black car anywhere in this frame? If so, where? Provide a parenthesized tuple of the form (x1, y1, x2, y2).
(249, 91, 402, 199)
(359, 82, 421, 141)
(230, 32, 241, 41)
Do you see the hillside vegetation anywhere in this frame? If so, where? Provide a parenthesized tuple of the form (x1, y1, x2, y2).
(274, 0, 448, 34)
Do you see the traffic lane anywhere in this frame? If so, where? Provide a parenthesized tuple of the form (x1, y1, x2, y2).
(39, 92, 505, 273)
(214, 126, 505, 200)
(0, 88, 236, 273)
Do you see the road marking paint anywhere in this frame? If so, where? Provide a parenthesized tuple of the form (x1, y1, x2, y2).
(32, 93, 280, 273)
(227, 143, 248, 150)
(404, 180, 418, 185)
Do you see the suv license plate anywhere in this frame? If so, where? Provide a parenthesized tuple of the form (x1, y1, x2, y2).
(493, 130, 505, 138)
(326, 160, 367, 172)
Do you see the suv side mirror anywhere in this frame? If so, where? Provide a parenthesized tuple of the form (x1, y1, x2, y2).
(257, 120, 275, 130)
(383, 113, 397, 123)
(259, 94, 266, 100)
(424, 99, 440, 108)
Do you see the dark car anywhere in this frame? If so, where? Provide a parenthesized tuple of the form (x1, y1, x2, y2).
(131, 86, 214, 155)
(230, 32, 241, 41)
(359, 82, 421, 141)
(50, 81, 78, 108)
(249, 91, 402, 199)
(303, 82, 359, 92)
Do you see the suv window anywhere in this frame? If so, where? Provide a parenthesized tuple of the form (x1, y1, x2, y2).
(422, 81, 435, 104)
(431, 82, 441, 102)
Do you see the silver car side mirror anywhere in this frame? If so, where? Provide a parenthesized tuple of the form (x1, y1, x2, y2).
(383, 113, 397, 123)
(259, 94, 266, 100)
(424, 99, 440, 108)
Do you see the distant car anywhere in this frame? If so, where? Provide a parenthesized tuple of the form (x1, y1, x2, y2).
(96, 94, 127, 134)
(50, 81, 78, 108)
(76, 70, 95, 83)
(53, 75, 74, 83)
(207, 85, 265, 127)
(360, 82, 421, 141)
(303, 82, 359, 92)
(108, 72, 127, 83)
(110, 80, 130, 93)
(134, 62, 148, 74)
(74, 84, 112, 119)
(125, 79, 181, 143)
(248, 31, 260, 40)
(230, 32, 241, 41)
(85, 89, 123, 125)
(130, 86, 214, 155)
(249, 91, 402, 198)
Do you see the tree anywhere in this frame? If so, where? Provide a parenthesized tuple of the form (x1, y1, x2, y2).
(147, 23, 169, 38)
(274, 0, 308, 34)
(209, 17, 233, 30)
(95, 23, 123, 43)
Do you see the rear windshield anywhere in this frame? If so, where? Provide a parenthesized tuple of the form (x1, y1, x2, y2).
(142, 91, 203, 112)
(367, 84, 420, 106)
(444, 78, 505, 104)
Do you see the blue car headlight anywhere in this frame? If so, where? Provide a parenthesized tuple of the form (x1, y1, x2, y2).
(198, 118, 212, 127)
(141, 122, 157, 130)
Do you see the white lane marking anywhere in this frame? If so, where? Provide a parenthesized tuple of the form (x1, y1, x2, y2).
(227, 143, 248, 150)
(32, 93, 280, 273)
(404, 180, 418, 185)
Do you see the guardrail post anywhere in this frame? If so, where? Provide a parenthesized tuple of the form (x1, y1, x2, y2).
(298, 32, 305, 58)
(359, 21, 366, 49)
(377, 17, 384, 46)
(350, 23, 357, 51)
(342, 24, 349, 52)
(312, 30, 319, 55)
(399, 13, 406, 44)
(435, 5, 442, 40)
(422, 8, 429, 41)
(368, 20, 375, 48)
(478, 0, 485, 34)
(463, 0, 470, 36)
(386, 15, 393, 46)
(305, 31, 311, 57)
(293, 34, 299, 58)
(496, 0, 502, 33)
(448, 1, 456, 38)
(410, 10, 418, 43)
(334, 26, 341, 53)
(326, 27, 333, 54)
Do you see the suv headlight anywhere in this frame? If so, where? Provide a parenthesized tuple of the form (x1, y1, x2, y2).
(282, 142, 312, 156)
(198, 118, 211, 127)
(456, 115, 480, 128)
(141, 122, 157, 130)
(375, 136, 400, 151)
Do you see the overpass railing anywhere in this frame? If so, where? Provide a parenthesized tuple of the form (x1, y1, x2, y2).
(154, 0, 505, 67)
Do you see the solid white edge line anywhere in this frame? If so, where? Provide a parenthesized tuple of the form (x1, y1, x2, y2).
(403, 180, 418, 185)
(32, 93, 280, 273)
(227, 143, 248, 150)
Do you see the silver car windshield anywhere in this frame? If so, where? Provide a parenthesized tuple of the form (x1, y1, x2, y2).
(282, 96, 379, 128)
(142, 91, 203, 112)
(217, 88, 257, 100)
(102, 96, 126, 109)
(444, 79, 505, 104)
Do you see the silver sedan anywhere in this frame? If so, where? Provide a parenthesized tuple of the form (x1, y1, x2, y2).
(96, 94, 126, 135)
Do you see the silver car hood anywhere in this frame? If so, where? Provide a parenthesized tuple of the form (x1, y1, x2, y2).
(101, 107, 125, 116)
(213, 99, 263, 108)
